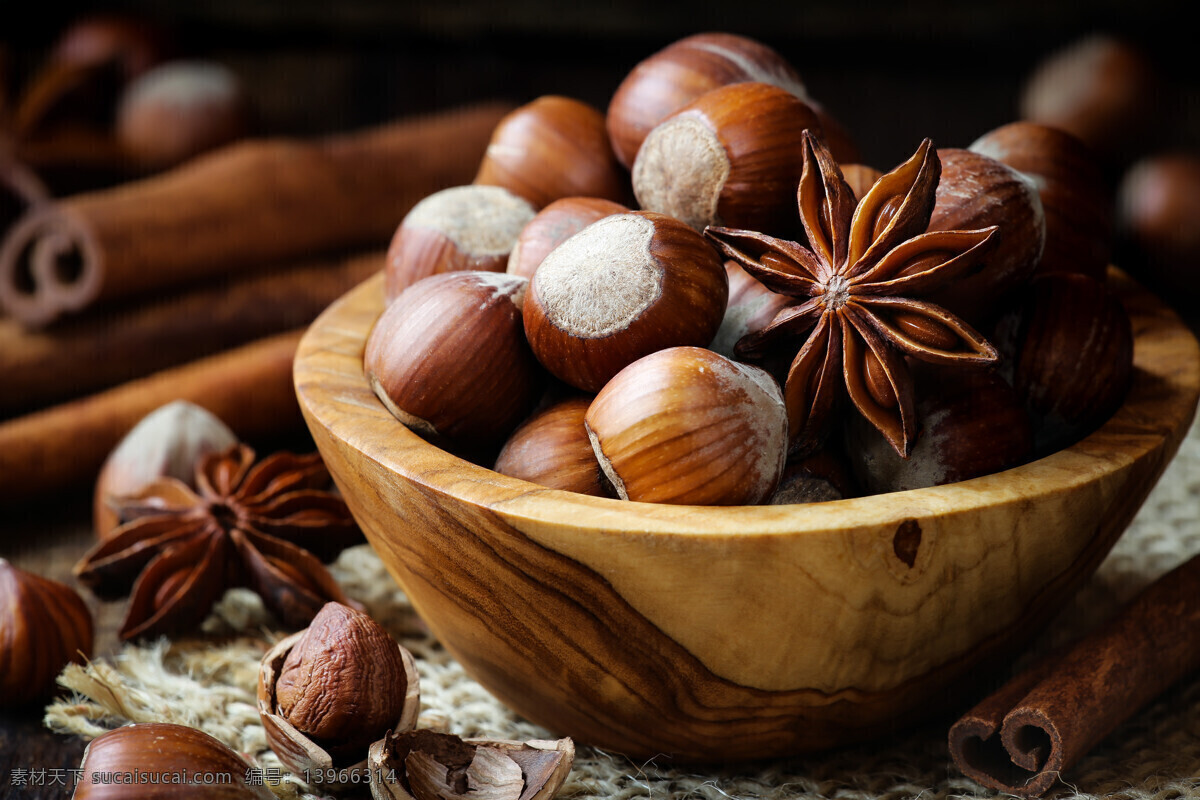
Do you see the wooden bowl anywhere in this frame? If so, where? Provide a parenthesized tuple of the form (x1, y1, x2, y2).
(294, 268, 1200, 762)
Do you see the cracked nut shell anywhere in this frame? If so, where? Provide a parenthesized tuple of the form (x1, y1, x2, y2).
(258, 602, 420, 780)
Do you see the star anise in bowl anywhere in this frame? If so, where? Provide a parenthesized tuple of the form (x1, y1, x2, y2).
(705, 130, 1001, 458)
(75, 444, 364, 640)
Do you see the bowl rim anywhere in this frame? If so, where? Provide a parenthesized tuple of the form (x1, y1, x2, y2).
(295, 267, 1200, 538)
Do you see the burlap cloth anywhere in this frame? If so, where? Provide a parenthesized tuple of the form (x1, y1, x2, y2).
(45, 417, 1200, 800)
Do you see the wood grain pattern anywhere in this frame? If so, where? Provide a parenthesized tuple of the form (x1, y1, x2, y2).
(293, 268, 1200, 761)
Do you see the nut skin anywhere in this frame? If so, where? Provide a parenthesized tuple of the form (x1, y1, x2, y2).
(848, 366, 1034, 494)
(366, 271, 544, 452)
(384, 185, 537, 301)
(584, 346, 788, 505)
(93, 400, 238, 538)
(1003, 272, 1134, 455)
(606, 32, 810, 170)
(258, 602, 420, 778)
(970, 121, 1112, 281)
(506, 196, 628, 280)
(493, 396, 611, 497)
(0, 559, 93, 707)
(1117, 153, 1200, 296)
(522, 210, 728, 393)
(474, 95, 631, 210)
(632, 81, 822, 235)
(925, 148, 1047, 328)
(73, 722, 272, 799)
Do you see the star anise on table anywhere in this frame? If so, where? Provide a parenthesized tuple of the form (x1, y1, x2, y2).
(705, 130, 1000, 458)
(75, 444, 364, 640)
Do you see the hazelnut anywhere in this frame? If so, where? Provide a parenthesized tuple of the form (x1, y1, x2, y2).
(708, 259, 796, 381)
(116, 60, 251, 170)
(1019, 33, 1161, 168)
(1117, 153, 1200, 296)
(366, 271, 543, 450)
(1005, 272, 1134, 454)
(925, 148, 1047, 327)
(606, 32, 810, 169)
(970, 121, 1112, 280)
(584, 346, 787, 505)
(384, 185, 536, 301)
(841, 163, 884, 201)
(769, 446, 858, 504)
(848, 366, 1034, 494)
(632, 81, 821, 235)
(493, 396, 611, 497)
(522, 210, 728, 392)
(506, 196, 628, 280)
(258, 602, 420, 780)
(74, 722, 273, 799)
(93, 400, 238, 538)
(474, 95, 630, 210)
(0, 559, 93, 707)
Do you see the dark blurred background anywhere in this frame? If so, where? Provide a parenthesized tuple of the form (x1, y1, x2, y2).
(3, 0, 1195, 167)
(4, 0, 1199, 321)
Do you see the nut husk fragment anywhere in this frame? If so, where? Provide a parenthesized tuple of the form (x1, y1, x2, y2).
(368, 729, 574, 800)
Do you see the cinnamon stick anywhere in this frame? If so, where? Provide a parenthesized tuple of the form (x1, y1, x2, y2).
(0, 250, 382, 416)
(0, 330, 305, 505)
(949, 553, 1200, 797)
(1, 141, 51, 242)
(0, 102, 510, 326)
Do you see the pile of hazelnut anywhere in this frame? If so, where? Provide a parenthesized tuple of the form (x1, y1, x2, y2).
(365, 32, 1134, 506)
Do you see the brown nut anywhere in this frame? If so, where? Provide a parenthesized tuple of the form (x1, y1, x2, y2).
(847, 366, 1034, 494)
(366, 271, 543, 450)
(970, 121, 1112, 280)
(493, 396, 611, 497)
(258, 602, 420, 781)
(368, 729, 574, 800)
(384, 185, 536, 301)
(1019, 33, 1161, 168)
(925, 147, 1047, 327)
(769, 446, 858, 504)
(116, 60, 250, 170)
(606, 32, 809, 169)
(93, 400, 238, 538)
(1006, 272, 1134, 454)
(522, 210, 728, 392)
(632, 81, 821, 235)
(506, 196, 628, 280)
(1117, 153, 1200, 295)
(841, 163, 884, 201)
(709, 259, 796, 378)
(474, 95, 630, 210)
(585, 346, 787, 505)
(73, 722, 273, 799)
(0, 559, 93, 707)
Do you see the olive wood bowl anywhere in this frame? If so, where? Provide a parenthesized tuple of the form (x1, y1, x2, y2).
(294, 268, 1200, 762)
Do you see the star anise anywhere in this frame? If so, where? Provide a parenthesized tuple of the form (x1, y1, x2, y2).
(75, 444, 364, 640)
(705, 130, 1000, 458)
